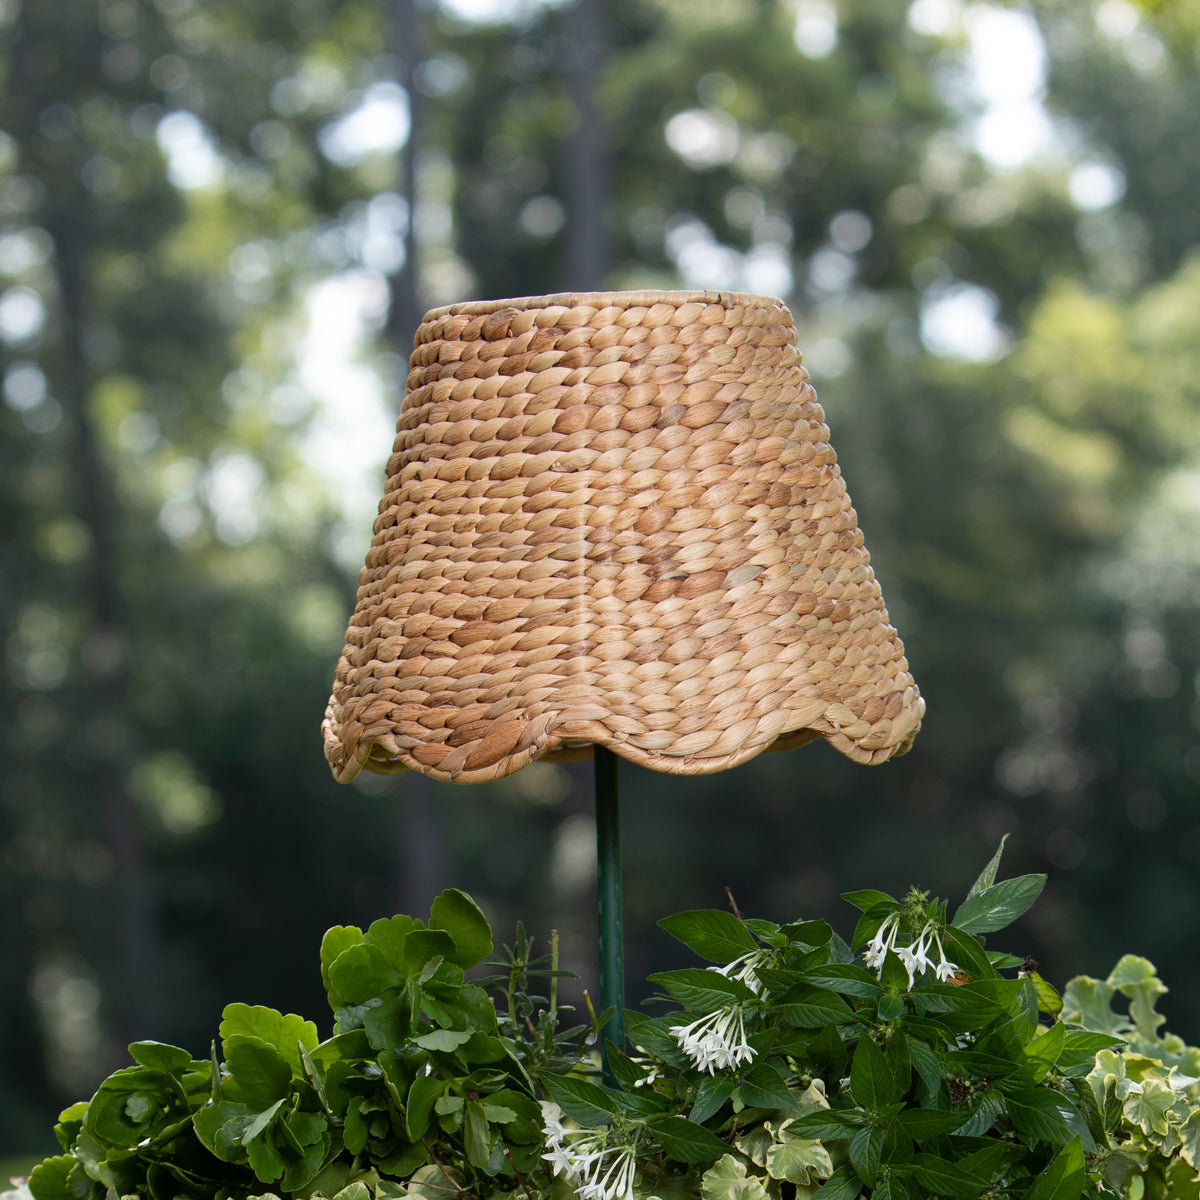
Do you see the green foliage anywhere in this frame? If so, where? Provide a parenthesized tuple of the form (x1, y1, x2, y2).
(13, 849, 1196, 1200)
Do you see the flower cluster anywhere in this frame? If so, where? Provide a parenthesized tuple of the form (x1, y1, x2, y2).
(541, 1103, 639, 1200)
(670, 1004, 756, 1074)
(711, 949, 771, 996)
(863, 913, 960, 989)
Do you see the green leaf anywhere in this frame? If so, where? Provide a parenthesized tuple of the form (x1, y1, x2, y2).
(659, 910, 759, 963)
(811, 1163, 863, 1200)
(463, 1100, 491, 1168)
(648, 968, 756, 1011)
(791, 1108, 867, 1139)
(406, 1076, 443, 1142)
(800, 964, 883, 1000)
(403, 928, 457, 975)
(1056, 1030, 1124, 1076)
(952, 875, 1046, 935)
(193, 1098, 254, 1162)
(1023, 1136, 1085, 1200)
(541, 1073, 623, 1125)
(1026, 970, 1064, 1017)
(780, 919, 834, 947)
(648, 1115, 729, 1164)
(220, 1003, 318, 1076)
(223, 1036, 293, 1108)
(908, 1038, 942, 1099)
(1023, 1022, 1066, 1082)
(911, 1153, 986, 1198)
(321, 926, 365, 1006)
(842, 890, 898, 914)
(775, 986, 854, 1027)
(849, 1125, 883, 1186)
(965, 835, 1009, 900)
(430, 889, 493, 968)
(329, 943, 403, 1007)
(1004, 1088, 1087, 1145)
(738, 1060, 794, 1109)
(878, 993, 905, 1022)
(412, 1028, 473, 1052)
(851, 1032, 897, 1112)
(126, 1041, 194, 1074)
(896, 1107, 967, 1138)
(27, 1155, 74, 1200)
(691, 1075, 736, 1124)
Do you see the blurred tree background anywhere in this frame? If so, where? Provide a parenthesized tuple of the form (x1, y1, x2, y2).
(2, 0, 1199, 1167)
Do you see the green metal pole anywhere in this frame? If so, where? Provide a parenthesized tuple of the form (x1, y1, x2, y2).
(594, 744, 624, 1082)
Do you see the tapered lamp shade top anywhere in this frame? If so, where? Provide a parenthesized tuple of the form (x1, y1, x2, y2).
(323, 291, 923, 784)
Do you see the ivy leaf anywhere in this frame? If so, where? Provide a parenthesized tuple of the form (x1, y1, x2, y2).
(700, 1154, 770, 1200)
(765, 1131, 834, 1184)
(659, 910, 759, 963)
(1123, 1076, 1175, 1137)
(952, 876, 1046, 936)
(429, 890, 493, 969)
(1059, 976, 1128, 1036)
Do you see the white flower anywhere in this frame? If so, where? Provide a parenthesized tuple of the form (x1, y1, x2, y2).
(896, 925, 934, 988)
(711, 949, 771, 996)
(540, 1100, 568, 1147)
(864, 916, 960, 992)
(543, 1141, 577, 1178)
(929, 927, 960, 983)
(863, 913, 901, 972)
(670, 1006, 756, 1074)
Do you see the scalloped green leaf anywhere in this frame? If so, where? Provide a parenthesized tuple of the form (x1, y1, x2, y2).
(429, 890, 492, 968)
(220, 1004, 317, 1077)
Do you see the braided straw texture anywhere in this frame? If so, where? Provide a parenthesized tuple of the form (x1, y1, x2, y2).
(324, 290, 923, 784)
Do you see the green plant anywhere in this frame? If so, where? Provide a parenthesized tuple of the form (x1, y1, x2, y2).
(9, 843, 1198, 1200)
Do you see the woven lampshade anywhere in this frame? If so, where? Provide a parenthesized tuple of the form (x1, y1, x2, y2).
(324, 290, 923, 784)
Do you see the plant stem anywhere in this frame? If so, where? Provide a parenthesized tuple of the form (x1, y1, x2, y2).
(594, 744, 624, 1082)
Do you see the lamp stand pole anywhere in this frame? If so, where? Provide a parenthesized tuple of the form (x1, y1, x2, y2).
(594, 744, 624, 1083)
